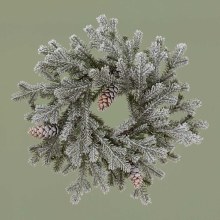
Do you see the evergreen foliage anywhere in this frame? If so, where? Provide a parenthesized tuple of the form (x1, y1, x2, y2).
(12, 14, 208, 206)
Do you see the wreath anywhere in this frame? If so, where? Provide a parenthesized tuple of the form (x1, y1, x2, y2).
(12, 14, 208, 206)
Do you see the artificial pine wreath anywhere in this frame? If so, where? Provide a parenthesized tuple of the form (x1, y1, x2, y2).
(12, 14, 208, 206)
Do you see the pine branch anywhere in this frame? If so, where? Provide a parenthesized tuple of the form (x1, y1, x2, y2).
(139, 161, 165, 179)
(66, 161, 91, 205)
(130, 185, 151, 206)
(90, 162, 109, 193)
(80, 92, 93, 152)
(95, 131, 131, 172)
(31, 103, 61, 124)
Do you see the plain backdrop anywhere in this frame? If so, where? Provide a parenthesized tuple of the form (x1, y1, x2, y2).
(0, 0, 219, 219)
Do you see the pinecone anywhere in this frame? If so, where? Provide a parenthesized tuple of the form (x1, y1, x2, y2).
(129, 164, 143, 189)
(98, 84, 119, 111)
(28, 124, 59, 139)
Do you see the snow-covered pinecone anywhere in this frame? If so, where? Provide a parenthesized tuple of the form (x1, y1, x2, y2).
(98, 84, 119, 111)
(129, 164, 143, 189)
(28, 124, 59, 139)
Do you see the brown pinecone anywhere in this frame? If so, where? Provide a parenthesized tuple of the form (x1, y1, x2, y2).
(28, 124, 59, 139)
(129, 164, 143, 189)
(98, 84, 119, 111)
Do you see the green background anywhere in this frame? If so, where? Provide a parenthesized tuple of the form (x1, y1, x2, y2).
(1, 0, 219, 219)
